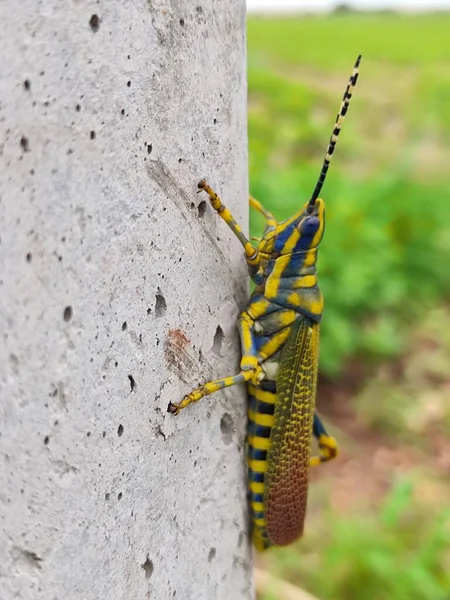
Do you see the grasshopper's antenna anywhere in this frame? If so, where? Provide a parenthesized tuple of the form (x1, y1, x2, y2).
(308, 54, 361, 211)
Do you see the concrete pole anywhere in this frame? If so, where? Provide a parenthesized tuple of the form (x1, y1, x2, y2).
(0, 1, 252, 598)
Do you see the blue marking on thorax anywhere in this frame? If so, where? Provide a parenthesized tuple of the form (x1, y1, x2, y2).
(283, 251, 308, 274)
(274, 222, 297, 254)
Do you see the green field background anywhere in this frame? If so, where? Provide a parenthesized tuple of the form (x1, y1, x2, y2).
(248, 12, 450, 600)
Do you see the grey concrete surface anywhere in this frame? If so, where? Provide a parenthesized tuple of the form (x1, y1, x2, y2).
(0, 1, 252, 598)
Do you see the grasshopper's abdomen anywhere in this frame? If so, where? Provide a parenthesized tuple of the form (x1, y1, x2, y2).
(247, 379, 277, 551)
(246, 307, 319, 550)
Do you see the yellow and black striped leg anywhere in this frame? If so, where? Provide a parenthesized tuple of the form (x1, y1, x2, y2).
(168, 370, 255, 415)
(198, 180, 262, 278)
(168, 306, 265, 415)
(309, 412, 339, 467)
(249, 195, 277, 229)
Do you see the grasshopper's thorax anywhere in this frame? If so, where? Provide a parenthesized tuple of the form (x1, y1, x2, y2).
(259, 199, 325, 321)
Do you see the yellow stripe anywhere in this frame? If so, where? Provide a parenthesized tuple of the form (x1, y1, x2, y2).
(259, 327, 290, 360)
(254, 518, 266, 526)
(248, 410, 275, 427)
(248, 459, 268, 473)
(251, 502, 264, 512)
(250, 482, 265, 494)
(247, 298, 270, 319)
(303, 248, 317, 268)
(294, 274, 317, 288)
(247, 436, 271, 450)
(247, 385, 276, 403)
(311, 199, 325, 248)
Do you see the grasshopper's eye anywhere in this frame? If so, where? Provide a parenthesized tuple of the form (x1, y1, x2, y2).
(297, 216, 320, 236)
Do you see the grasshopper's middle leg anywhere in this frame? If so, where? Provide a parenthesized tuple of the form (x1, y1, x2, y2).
(168, 308, 264, 415)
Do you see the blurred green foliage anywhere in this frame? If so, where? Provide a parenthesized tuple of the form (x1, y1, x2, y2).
(248, 13, 450, 375)
(249, 13, 450, 600)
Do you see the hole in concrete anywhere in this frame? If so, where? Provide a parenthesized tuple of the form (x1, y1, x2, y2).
(197, 200, 207, 218)
(23, 79, 31, 91)
(212, 325, 223, 355)
(26, 253, 32, 263)
(89, 14, 100, 32)
(155, 290, 167, 317)
(90, 130, 96, 140)
(117, 424, 124, 437)
(63, 306, 73, 322)
(44, 435, 50, 445)
(128, 375, 135, 391)
(20, 136, 30, 152)
(122, 321, 127, 331)
(117, 492, 122, 500)
(208, 547, 216, 562)
(141, 556, 154, 579)
(220, 413, 234, 446)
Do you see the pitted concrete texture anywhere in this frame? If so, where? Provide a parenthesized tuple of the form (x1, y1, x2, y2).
(0, 1, 253, 598)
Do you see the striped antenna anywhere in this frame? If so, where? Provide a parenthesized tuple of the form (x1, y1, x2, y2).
(308, 54, 361, 210)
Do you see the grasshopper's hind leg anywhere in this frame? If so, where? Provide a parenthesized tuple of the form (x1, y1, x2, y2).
(309, 412, 339, 466)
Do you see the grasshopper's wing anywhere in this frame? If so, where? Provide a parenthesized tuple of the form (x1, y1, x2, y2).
(265, 315, 319, 546)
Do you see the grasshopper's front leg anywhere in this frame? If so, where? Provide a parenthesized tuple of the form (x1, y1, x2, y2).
(198, 180, 265, 285)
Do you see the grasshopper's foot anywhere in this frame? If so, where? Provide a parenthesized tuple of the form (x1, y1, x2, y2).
(167, 401, 181, 415)
(197, 179, 223, 213)
(310, 434, 339, 467)
(167, 387, 207, 416)
(197, 178, 208, 192)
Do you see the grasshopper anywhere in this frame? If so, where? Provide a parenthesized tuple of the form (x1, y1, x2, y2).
(168, 56, 361, 550)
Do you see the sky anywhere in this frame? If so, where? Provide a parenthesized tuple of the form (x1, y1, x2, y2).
(247, 0, 450, 11)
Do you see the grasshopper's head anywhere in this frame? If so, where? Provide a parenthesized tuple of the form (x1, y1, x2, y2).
(272, 197, 325, 255)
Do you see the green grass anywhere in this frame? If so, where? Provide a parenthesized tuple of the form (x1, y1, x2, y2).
(248, 13, 450, 375)
(248, 14, 450, 69)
